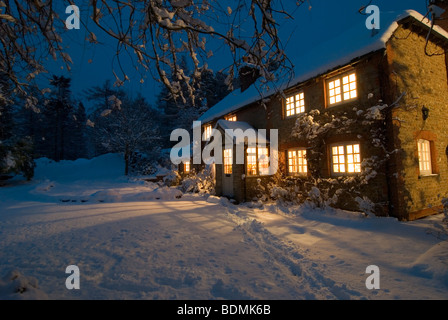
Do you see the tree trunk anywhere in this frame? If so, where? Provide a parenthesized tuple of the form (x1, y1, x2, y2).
(124, 144, 129, 176)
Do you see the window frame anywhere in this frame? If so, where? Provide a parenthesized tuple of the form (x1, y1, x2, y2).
(225, 114, 237, 121)
(203, 124, 212, 141)
(287, 148, 308, 176)
(329, 142, 362, 176)
(326, 71, 358, 107)
(417, 139, 433, 176)
(224, 148, 233, 175)
(285, 91, 305, 118)
(246, 146, 270, 176)
(184, 161, 190, 173)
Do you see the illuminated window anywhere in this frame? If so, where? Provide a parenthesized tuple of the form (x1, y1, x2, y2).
(203, 124, 212, 141)
(246, 147, 269, 176)
(184, 161, 190, 173)
(331, 143, 361, 175)
(224, 148, 232, 174)
(328, 72, 357, 105)
(247, 147, 257, 176)
(286, 92, 305, 117)
(417, 139, 432, 175)
(258, 147, 269, 176)
(225, 115, 237, 121)
(287, 149, 307, 175)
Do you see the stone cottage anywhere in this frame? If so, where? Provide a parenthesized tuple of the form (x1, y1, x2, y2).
(190, 9, 448, 221)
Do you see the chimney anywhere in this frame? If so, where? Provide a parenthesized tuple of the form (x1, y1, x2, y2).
(429, 0, 448, 32)
(238, 66, 260, 93)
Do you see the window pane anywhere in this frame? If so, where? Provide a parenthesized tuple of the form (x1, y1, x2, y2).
(418, 139, 432, 174)
(204, 125, 212, 140)
(258, 147, 269, 176)
(332, 142, 361, 175)
(347, 154, 354, 164)
(247, 155, 257, 175)
(224, 149, 232, 174)
(348, 163, 355, 173)
(349, 73, 356, 82)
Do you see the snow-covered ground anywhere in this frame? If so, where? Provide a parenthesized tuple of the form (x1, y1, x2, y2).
(0, 154, 447, 300)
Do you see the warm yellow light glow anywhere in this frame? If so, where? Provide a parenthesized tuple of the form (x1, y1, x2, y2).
(204, 125, 212, 140)
(224, 148, 232, 174)
(286, 92, 305, 117)
(328, 72, 357, 105)
(226, 115, 237, 121)
(247, 147, 257, 176)
(331, 143, 361, 174)
(184, 161, 190, 173)
(258, 147, 269, 175)
(288, 149, 307, 174)
(417, 139, 432, 174)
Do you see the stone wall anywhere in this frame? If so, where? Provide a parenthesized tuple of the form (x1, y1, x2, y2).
(386, 23, 448, 220)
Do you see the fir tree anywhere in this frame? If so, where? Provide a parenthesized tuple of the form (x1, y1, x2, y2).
(42, 75, 74, 161)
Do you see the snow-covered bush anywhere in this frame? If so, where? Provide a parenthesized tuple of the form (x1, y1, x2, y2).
(0, 270, 47, 299)
(0, 137, 35, 180)
(290, 101, 390, 214)
(180, 165, 215, 195)
(129, 151, 158, 176)
(442, 197, 448, 227)
(163, 170, 181, 187)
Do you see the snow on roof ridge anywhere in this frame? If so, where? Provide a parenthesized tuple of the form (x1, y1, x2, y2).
(215, 119, 270, 144)
(198, 9, 448, 124)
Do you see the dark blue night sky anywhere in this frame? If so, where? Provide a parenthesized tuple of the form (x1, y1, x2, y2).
(39, 0, 427, 112)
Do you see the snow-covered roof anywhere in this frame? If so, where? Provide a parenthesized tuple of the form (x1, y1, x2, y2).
(215, 119, 269, 144)
(198, 10, 448, 124)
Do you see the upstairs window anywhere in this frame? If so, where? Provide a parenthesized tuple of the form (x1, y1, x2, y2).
(285, 92, 305, 117)
(327, 72, 357, 106)
(203, 124, 212, 141)
(417, 139, 432, 175)
(225, 115, 237, 121)
(331, 143, 361, 175)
